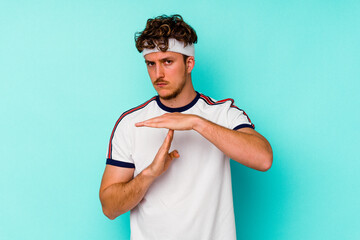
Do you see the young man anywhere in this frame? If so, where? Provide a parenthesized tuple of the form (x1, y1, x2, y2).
(99, 14, 272, 239)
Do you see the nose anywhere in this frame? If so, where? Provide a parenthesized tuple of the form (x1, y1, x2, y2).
(155, 64, 165, 79)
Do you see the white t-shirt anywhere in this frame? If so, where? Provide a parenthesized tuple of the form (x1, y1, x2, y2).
(106, 92, 254, 240)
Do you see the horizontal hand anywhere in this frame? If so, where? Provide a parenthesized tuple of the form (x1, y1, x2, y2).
(135, 112, 200, 131)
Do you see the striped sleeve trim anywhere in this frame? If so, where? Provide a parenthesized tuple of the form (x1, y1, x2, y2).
(107, 97, 156, 159)
(199, 94, 254, 128)
(233, 124, 254, 130)
(106, 159, 135, 168)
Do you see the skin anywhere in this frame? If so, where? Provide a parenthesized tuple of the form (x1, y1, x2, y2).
(145, 51, 197, 108)
(99, 50, 273, 220)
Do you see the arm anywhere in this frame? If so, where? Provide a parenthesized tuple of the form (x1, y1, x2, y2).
(99, 130, 180, 220)
(136, 113, 273, 172)
(193, 117, 272, 171)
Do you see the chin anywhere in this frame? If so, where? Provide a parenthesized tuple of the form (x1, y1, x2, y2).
(158, 90, 180, 101)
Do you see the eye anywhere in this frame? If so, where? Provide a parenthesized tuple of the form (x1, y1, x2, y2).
(146, 62, 155, 67)
(164, 60, 173, 65)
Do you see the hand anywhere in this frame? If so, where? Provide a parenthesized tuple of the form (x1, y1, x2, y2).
(135, 112, 199, 131)
(144, 129, 180, 178)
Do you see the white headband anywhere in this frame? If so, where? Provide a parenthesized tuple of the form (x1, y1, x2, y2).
(142, 38, 195, 57)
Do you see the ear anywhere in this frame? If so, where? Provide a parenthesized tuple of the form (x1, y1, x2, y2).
(186, 56, 195, 74)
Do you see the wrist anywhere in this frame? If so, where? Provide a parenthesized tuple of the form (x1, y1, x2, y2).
(141, 167, 158, 181)
(192, 115, 207, 132)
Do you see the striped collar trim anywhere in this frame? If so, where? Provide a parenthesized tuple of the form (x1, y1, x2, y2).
(156, 92, 200, 112)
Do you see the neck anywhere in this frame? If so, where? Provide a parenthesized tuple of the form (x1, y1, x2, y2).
(158, 76, 197, 108)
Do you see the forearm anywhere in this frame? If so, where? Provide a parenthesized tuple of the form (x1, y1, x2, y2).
(134, 113, 272, 170)
(193, 117, 273, 171)
(100, 169, 155, 220)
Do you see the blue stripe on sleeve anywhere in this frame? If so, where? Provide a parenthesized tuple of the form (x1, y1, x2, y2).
(106, 158, 135, 168)
(233, 124, 254, 130)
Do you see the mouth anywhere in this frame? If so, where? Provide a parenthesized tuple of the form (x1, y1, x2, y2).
(154, 81, 168, 87)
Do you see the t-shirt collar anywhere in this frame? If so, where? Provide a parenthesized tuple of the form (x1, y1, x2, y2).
(156, 92, 200, 112)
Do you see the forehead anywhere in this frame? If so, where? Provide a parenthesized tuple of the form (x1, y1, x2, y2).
(144, 51, 183, 61)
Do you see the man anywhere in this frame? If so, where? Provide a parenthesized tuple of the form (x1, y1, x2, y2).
(99, 14, 272, 239)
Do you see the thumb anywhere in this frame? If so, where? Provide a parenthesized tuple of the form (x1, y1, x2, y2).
(164, 150, 180, 170)
(169, 150, 180, 159)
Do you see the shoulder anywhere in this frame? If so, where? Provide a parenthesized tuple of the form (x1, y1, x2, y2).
(198, 93, 239, 110)
(111, 96, 157, 129)
(198, 92, 251, 119)
(198, 93, 254, 128)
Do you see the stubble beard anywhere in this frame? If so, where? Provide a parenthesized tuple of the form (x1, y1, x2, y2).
(158, 72, 187, 101)
(160, 82, 185, 100)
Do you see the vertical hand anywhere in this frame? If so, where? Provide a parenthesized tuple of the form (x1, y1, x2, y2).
(144, 129, 180, 178)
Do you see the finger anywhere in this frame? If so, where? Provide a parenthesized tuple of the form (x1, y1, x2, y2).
(135, 117, 163, 127)
(169, 150, 180, 159)
(135, 122, 145, 127)
(155, 130, 174, 158)
(164, 150, 180, 170)
(162, 129, 174, 152)
(136, 122, 163, 128)
(135, 120, 151, 127)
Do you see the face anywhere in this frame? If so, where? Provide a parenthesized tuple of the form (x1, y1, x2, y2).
(144, 51, 190, 100)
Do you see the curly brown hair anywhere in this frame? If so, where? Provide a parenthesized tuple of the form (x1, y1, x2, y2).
(135, 14, 197, 53)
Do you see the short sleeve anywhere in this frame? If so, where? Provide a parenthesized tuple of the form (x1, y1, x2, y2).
(106, 116, 135, 168)
(226, 100, 255, 130)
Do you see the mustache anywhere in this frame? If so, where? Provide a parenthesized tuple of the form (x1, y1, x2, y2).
(154, 79, 169, 85)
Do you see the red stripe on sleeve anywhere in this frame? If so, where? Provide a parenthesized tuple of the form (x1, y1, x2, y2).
(107, 97, 156, 159)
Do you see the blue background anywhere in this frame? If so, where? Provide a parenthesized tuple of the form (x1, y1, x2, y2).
(1, 0, 359, 239)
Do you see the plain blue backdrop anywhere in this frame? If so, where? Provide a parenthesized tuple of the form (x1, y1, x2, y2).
(1, 0, 359, 239)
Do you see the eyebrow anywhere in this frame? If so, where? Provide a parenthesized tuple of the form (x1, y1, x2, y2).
(160, 57, 174, 62)
(145, 57, 174, 64)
